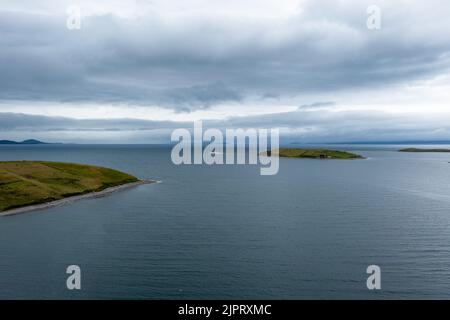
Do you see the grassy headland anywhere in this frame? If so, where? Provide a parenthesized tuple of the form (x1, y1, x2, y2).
(0, 161, 139, 212)
(264, 148, 363, 159)
(399, 148, 450, 153)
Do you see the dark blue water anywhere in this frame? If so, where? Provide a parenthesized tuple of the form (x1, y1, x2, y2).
(1, 144, 450, 299)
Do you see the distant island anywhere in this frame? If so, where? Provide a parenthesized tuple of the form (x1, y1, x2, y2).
(0, 161, 153, 215)
(399, 148, 450, 153)
(0, 139, 50, 145)
(263, 148, 364, 159)
(320, 140, 450, 145)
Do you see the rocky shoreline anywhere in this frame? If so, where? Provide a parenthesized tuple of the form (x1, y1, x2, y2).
(0, 179, 156, 217)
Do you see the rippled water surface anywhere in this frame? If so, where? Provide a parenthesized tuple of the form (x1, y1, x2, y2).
(1, 144, 450, 299)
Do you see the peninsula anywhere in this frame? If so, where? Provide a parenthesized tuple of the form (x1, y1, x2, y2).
(0, 161, 153, 215)
(264, 148, 363, 159)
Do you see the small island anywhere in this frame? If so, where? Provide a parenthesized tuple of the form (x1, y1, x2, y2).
(263, 148, 364, 159)
(0, 139, 50, 145)
(399, 148, 450, 153)
(0, 161, 153, 216)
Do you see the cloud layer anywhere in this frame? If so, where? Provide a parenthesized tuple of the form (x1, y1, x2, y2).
(3, 109, 450, 144)
(1, 0, 450, 142)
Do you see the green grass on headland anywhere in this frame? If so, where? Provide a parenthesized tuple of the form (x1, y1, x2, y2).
(264, 148, 363, 159)
(0, 161, 138, 212)
(399, 148, 450, 153)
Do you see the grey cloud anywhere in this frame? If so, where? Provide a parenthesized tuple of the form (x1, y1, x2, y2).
(1, 1, 450, 111)
(0, 112, 190, 132)
(2, 110, 450, 144)
(298, 101, 335, 110)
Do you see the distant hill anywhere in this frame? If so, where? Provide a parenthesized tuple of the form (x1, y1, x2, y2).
(399, 148, 450, 153)
(0, 139, 50, 145)
(323, 140, 450, 145)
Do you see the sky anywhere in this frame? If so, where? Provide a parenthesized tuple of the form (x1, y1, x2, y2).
(1, 0, 450, 143)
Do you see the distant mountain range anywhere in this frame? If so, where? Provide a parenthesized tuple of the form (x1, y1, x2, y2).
(0, 139, 50, 145)
(291, 140, 450, 145)
(327, 141, 450, 145)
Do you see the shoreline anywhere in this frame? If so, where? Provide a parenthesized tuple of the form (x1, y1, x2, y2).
(0, 179, 157, 217)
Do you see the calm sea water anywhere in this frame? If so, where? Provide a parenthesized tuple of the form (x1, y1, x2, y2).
(1, 144, 450, 299)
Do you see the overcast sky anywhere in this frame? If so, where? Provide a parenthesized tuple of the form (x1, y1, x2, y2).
(1, 0, 450, 143)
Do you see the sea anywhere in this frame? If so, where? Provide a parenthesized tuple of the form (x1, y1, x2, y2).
(1, 144, 450, 299)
